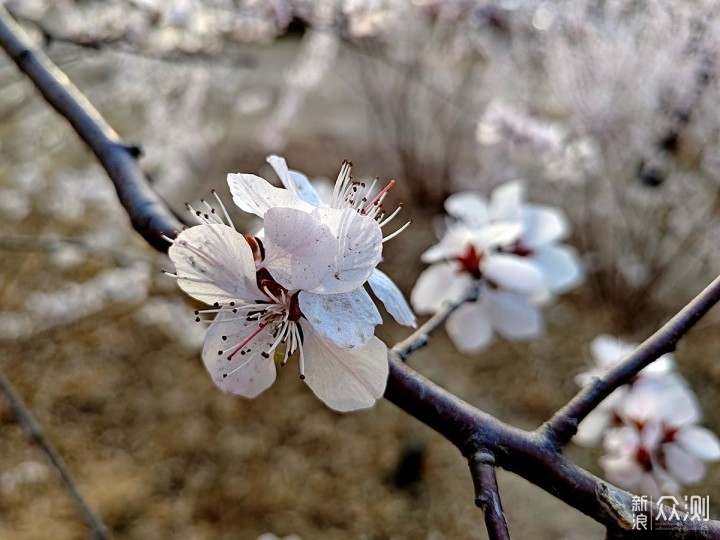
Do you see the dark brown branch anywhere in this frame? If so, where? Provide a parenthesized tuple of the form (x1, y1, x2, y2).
(0, 368, 111, 540)
(0, 7, 183, 251)
(468, 453, 510, 540)
(5, 6, 720, 538)
(542, 273, 720, 448)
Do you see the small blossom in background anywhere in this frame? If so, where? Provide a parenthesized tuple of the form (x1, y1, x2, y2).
(410, 180, 583, 353)
(574, 334, 720, 498)
(167, 156, 415, 412)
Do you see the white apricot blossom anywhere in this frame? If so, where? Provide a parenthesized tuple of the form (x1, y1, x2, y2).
(165, 157, 415, 412)
(254, 155, 416, 328)
(572, 334, 720, 496)
(411, 179, 582, 353)
(600, 376, 720, 498)
(573, 334, 676, 446)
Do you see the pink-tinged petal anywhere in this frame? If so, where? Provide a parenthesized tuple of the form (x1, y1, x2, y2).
(486, 290, 543, 340)
(664, 443, 706, 484)
(522, 204, 569, 247)
(489, 180, 525, 222)
(227, 172, 315, 218)
(262, 207, 337, 292)
(482, 254, 545, 295)
(443, 191, 489, 228)
(311, 207, 383, 294)
(368, 269, 416, 328)
(639, 473, 663, 500)
(202, 308, 277, 398)
(573, 408, 611, 447)
(169, 224, 261, 305)
(531, 245, 584, 293)
(675, 426, 720, 461)
(411, 263, 473, 314)
(299, 288, 382, 349)
(301, 321, 388, 412)
(266, 155, 323, 207)
(446, 303, 494, 353)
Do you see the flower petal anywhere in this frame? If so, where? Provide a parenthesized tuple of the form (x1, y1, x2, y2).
(664, 443, 707, 484)
(410, 263, 473, 314)
(301, 321, 388, 412)
(489, 180, 525, 222)
(169, 224, 261, 305)
(266, 154, 323, 207)
(486, 289, 543, 340)
(443, 191, 489, 228)
(482, 254, 545, 295)
(227, 172, 315, 218)
(311, 207, 383, 294)
(676, 426, 720, 461)
(532, 245, 584, 293)
(446, 303, 494, 353)
(421, 225, 475, 263)
(299, 288, 382, 349)
(202, 307, 277, 398)
(522, 204, 569, 247)
(574, 408, 611, 447)
(262, 207, 337, 292)
(368, 269, 416, 327)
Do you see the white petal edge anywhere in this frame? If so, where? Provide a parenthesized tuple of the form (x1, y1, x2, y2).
(266, 154, 323, 207)
(169, 223, 261, 305)
(446, 302, 494, 353)
(301, 321, 389, 412)
(523, 204, 570, 247)
(227, 172, 315, 218)
(486, 289, 543, 340)
(410, 263, 473, 314)
(482, 254, 545, 295)
(489, 180, 525, 222)
(311, 207, 383, 294)
(531, 245, 584, 293)
(202, 307, 277, 398)
(368, 269, 416, 327)
(261, 207, 337, 292)
(676, 426, 720, 461)
(443, 191, 489, 228)
(299, 288, 382, 349)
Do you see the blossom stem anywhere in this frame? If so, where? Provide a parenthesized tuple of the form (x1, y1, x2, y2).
(390, 284, 479, 361)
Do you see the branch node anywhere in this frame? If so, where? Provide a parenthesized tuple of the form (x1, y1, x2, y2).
(596, 482, 634, 531)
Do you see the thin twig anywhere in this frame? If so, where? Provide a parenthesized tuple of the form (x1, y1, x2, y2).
(390, 284, 478, 361)
(468, 452, 510, 540)
(542, 272, 720, 447)
(0, 368, 111, 539)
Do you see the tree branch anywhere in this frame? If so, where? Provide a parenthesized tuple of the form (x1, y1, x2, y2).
(468, 452, 510, 540)
(0, 368, 111, 540)
(5, 6, 720, 537)
(390, 284, 478, 361)
(542, 273, 720, 448)
(0, 7, 183, 251)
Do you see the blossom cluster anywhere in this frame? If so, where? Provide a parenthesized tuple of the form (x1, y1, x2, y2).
(575, 335, 720, 498)
(411, 180, 583, 353)
(167, 156, 414, 412)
